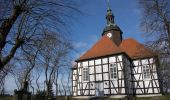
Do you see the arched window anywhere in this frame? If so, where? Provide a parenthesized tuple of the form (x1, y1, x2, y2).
(110, 63, 117, 80)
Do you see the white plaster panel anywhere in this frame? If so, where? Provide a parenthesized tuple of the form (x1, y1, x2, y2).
(111, 89, 117, 94)
(134, 82, 137, 88)
(155, 80, 159, 87)
(134, 74, 140, 80)
(77, 85, 80, 90)
(136, 89, 143, 94)
(117, 63, 123, 70)
(139, 82, 143, 88)
(73, 81, 76, 86)
(78, 91, 80, 95)
(149, 58, 154, 64)
(152, 64, 157, 71)
(89, 66, 94, 74)
(133, 60, 139, 66)
(78, 76, 82, 82)
(78, 68, 82, 75)
(95, 65, 102, 73)
(148, 88, 153, 93)
(90, 75, 94, 82)
(121, 88, 125, 93)
(157, 88, 160, 92)
(138, 66, 142, 73)
(103, 64, 108, 72)
(73, 92, 76, 96)
(73, 87, 76, 92)
(83, 83, 88, 89)
(90, 82, 95, 89)
(73, 70, 77, 75)
(110, 81, 118, 87)
(109, 56, 116, 63)
(78, 62, 81, 68)
(118, 71, 122, 78)
(104, 81, 109, 88)
(102, 58, 108, 64)
(119, 80, 123, 87)
(154, 88, 158, 93)
(90, 90, 95, 95)
(89, 60, 94, 66)
(96, 74, 102, 81)
(95, 59, 101, 65)
(84, 90, 89, 95)
(103, 73, 109, 80)
(141, 59, 149, 65)
(83, 61, 88, 67)
(153, 73, 158, 79)
(73, 75, 76, 80)
(144, 81, 150, 88)
(134, 67, 138, 73)
(122, 81, 124, 87)
(104, 89, 110, 94)
(117, 55, 122, 61)
(152, 81, 157, 87)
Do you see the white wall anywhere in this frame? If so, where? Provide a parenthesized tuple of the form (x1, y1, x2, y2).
(133, 58, 160, 94)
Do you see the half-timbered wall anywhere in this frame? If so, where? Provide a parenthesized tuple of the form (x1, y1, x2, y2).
(72, 69, 77, 96)
(72, 56, 161, 97)
(73, 54, 129, 96)
(122, 55, 133, 95)
(132, 58, 161, 95)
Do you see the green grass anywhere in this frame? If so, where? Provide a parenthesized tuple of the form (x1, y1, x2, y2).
(136, 95, 170, 100)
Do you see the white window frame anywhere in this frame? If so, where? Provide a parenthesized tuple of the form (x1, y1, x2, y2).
(109, 63, 117, 80)
(82, 67, 89, 82)
(143, 65, 151, 80)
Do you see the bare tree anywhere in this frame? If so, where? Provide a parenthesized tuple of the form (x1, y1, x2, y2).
(139, 0, 170, 93)
(0, 0, 80, 70)
(139, 0, 170, 48)
(35, 68, 41, 93)
(38, 31, 73, 99)
(0, 64, 14, 94)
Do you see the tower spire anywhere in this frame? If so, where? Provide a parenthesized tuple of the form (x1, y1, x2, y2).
(106, 0, 114, 25)
(102, 0, 123, 46)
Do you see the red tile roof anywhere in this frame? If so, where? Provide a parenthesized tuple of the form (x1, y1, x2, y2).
(120, 38, 155, 59)
(76, 36, 155, 61)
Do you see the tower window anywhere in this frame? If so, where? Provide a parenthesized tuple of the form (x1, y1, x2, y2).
(110, 63, 117, 80)
(83, 67, 89, 81)
(143, 65, 151, 79)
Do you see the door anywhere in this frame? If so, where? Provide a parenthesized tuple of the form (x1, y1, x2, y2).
(95, 82, 104, 97)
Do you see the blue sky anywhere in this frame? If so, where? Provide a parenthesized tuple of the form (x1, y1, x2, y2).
(70, 0, 146, 59)
(6, 0, 147, 94)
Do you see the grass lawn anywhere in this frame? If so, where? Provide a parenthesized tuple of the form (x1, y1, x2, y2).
(135, 95, 170, 100)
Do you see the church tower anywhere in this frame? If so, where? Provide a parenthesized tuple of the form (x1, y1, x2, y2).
(102, 0, 123, 46)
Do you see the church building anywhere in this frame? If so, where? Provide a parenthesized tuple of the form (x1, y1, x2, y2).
(72, 3, 162, 99)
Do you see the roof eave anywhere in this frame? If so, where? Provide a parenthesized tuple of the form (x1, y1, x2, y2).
(75, 51, 126, 62)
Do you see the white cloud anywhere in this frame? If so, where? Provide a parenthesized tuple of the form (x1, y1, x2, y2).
(74, 42, 87, 48)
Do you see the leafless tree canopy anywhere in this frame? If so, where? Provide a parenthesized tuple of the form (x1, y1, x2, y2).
(139, 0, 170, 93)
(0, 0, 79, 70)
(0, 0, 80, 96)
(139, 0, 170, 49)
